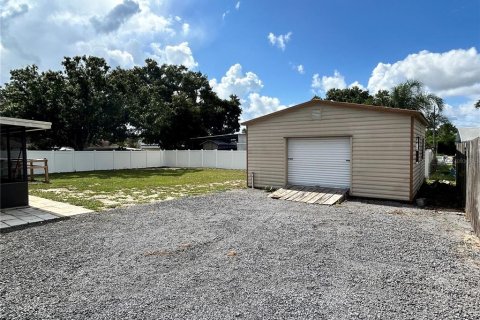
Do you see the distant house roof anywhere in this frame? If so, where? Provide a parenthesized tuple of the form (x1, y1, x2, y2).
(191, 133, 244, 140)
(200, 140, 236, 148)
(242, 99, 428, 126)
(0, 116, 51, 133)
(456, 127, 480, 142)
(200, 140, 237, 150)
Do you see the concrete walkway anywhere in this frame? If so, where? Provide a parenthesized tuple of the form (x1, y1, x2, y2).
(0, 196, 93, 231)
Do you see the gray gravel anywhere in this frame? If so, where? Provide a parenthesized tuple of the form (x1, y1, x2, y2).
(1, 189, 479, 319)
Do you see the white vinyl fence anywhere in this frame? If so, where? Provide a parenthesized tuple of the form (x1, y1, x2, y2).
(27, 150, 246, 173)
(425, 149, 434, 178)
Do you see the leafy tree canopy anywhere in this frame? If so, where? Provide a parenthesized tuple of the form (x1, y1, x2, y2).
(0, 56, 241, 150)
(325, 86, 373, 105)
(321, 80, 454, 154)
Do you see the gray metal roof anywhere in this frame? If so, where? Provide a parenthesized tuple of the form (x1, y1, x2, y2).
(456, 127, 480, 142)
(0, 116, 51, 132)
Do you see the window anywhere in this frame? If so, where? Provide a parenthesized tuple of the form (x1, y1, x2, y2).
(415, 136, 420, 163)
(421, 137, 425, 160)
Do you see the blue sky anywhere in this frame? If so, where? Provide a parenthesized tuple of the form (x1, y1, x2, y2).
(1, 0, 479, 126)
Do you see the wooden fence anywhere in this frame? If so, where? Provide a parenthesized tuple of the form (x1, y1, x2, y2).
(456, 137, 479, 237)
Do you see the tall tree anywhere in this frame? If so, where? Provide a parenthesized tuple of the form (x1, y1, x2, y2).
(62, 56, 127, 150)
(372, 90, 392, 106)
(1, 56, 241, 150)
(0, 66, 70, 149)
(389, 79, 428, 110)
(110, 60, 241, 149)
(423, 93, 445, 154)
(325, 86, 373, 104)
(426, 120, 457, 155)
(389, 80, 449, 155)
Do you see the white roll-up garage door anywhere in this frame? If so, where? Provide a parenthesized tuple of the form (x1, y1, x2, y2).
(287, 137, 351, 188)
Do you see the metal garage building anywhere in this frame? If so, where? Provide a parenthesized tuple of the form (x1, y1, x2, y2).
(243, 99, 427, 201)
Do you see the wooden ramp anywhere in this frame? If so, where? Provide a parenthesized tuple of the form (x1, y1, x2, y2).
(268, 186, 348, 205)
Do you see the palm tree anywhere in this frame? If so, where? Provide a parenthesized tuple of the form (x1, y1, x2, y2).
(424, 94, 445, 156)
(390, 79, 429, 111)
(390, 80, 445, 156)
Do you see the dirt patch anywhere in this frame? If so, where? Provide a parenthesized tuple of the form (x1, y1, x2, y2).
(34, 180, 245, 211)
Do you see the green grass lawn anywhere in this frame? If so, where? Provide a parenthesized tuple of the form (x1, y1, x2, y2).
(429, 163, 456, 183)
(29, 168, 246, 211)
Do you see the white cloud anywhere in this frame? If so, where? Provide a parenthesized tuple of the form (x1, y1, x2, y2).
(296, 64, 305, 74)
(121, 5, 175, 36)
(0, 0, 197, 83)
(311, 70, 347, 94)
(150, 42, 198, 69)
(349, 81, 365, 90)
(444, 99, 480, 127)
(90, 0, 140, 34)
(268, 32, 292, 51)
(367, 48, 480, 98)
(182, 23, 190, 35)
(223, 2, 240, 19)
(210, 64, 285, 120)
(106, 49, 135, 67)
(209, 63, 263, 99)
(244, 93, 286, 120)
(47, 11, 90, 27)
(311, 70, 366, 94)
(222, 10, 230, 20)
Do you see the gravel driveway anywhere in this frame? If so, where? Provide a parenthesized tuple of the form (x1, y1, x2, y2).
(1, 189, 479, 319)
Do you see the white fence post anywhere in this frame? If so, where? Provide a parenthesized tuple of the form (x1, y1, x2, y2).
(175, 149, 178, 167)
(72, 150, 76, 172)
(93, 150, 96, 171)
(112, 149, 116, 170)
(215, 149, 218, 168)
(231, 149, 234, 169)
(201, 149, 204, 167)
(54, 150, 57, 173)
(51, 150, 55, 173)
(188, 149, 191, 168)
(425, 149, 433, 178)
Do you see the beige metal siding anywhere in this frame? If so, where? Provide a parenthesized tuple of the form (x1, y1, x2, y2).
(412, 117, 426, 198)
(247, 102, 412, 201)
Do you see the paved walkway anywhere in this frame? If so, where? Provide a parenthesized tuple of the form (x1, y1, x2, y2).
(0, 196, 93, 231)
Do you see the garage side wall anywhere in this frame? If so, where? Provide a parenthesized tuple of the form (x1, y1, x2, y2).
(247, 103, 412, 201)
(412, 117, 426, 199)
